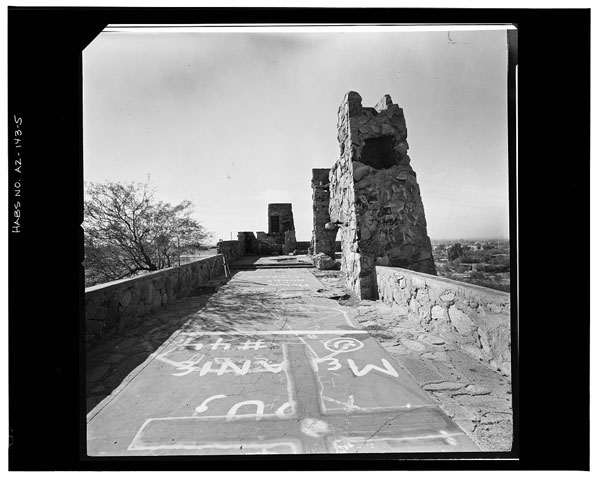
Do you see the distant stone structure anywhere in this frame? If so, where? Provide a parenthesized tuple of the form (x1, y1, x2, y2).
(268, 203, 295, 236)
(310, 168, 337, 257)
(237, 203, 297, 255)
(283, 230, 297, 254)
(329, 91, 436, 299)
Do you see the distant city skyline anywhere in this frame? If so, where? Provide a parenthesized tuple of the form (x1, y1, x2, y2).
(84, 26, 512, 243)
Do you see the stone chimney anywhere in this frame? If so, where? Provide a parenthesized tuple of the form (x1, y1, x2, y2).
(310, 168, 337, 257)
(329, 91, 436, 299)
(267, 203, 295, 236)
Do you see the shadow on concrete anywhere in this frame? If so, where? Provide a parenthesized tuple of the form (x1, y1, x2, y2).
(85, 279, 228, 414)
(177, 273, 303, 335)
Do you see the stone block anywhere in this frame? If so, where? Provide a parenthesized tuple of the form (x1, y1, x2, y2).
(312, 253, 339, 270)
(424, 382, 466, 392)
(353, 162, 371, 182)
(461, 343, 487, 362)
(430, 304, 449, 323)
(449, 305, 475, 335)
(391, 303, 410, 316)
(392, 288, 405, 305)
(421, 351, 450, 362)
(418, 333, 446, 346)
(478, 328, 491, 355)
(439, 291, 456, 303)
(463, 384, 492, 396)
(411, 275, 427, 289)
(397, 356, 444, 384)
(419, 307, 431, 324)
(385, 343, 411, 355)
(409, 297, 419, 315)
(416, 287, 430, 305)
(499, 362, 511, 377)
(400, 338, 426, 352)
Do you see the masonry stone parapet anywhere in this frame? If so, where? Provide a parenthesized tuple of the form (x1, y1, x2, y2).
(376, 266, 511, 377)
(85, 243, 244, 348)
(217, 239, 246, 264)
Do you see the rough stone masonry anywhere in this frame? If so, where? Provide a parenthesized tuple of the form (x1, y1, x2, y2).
(268, 203, 296, 254)
(329, 91, 436, 299)
(268, 203, 295, 236)
(311, 168, 338, 257)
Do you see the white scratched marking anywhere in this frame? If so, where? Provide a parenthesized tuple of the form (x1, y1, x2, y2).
(297, 336, 329, 414)
(276, 304, 355, 328)
(210, 337, 231, 350)
(237, 339, 268, 350)
(319, 357, 342, 371)
(322, 337, 364, 358)
(200, 359, 252, 376)
(226, 400, 265, 421)
(275, 402, 294, 418)
(322, 395, 363, 412)
(300, 417, 330, 437)
(129, 440, 301, 453)
(333, 432, 466, 450)
(281, 343, 298, 417)
(127, 418, 152, 451)
(195, 394, 227, 414)
(255, 359, 286, 373)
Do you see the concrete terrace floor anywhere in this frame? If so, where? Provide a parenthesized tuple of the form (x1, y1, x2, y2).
(86, 256, 513, 454)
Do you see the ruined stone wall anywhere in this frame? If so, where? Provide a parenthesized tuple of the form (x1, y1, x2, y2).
(217, 239, 246, 264)
(376, 266, 511, 377)
(311, 168, 337, 257)
(283, 230, 297, 254)
(330, 91, 436, 299)
(85, 255, 225, 347)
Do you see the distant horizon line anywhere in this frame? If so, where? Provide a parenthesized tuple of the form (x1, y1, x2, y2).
(208, 236, 510, 245)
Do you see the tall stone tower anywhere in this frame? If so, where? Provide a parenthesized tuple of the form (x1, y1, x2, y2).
(329, 91, 436, 299)
(311, 168, 337, 257)
(267, 203, 295, 236)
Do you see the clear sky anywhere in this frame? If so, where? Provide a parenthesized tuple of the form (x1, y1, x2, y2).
(83, 26, 510, 243)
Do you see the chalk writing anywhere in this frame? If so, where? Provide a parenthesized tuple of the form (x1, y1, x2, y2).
(210, 337, 231, 350)
(158, 334, 399, 381)
(347, 358, 399, 378)
(237, 339, 268, 350)
(318, 357, 342, 371)
(195, 394, 227, 414)
(171, 354, 205, 377)
(200, 359, 252, 376)
(226, 400, 265, 421)
(323, 337, 364, 354)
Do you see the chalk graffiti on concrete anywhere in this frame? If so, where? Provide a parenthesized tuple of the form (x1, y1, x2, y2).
(127, 334, 455, 455)
(157, 335, 399, 380)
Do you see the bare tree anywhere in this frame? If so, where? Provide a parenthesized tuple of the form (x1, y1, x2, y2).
(84, 180, 211, 286)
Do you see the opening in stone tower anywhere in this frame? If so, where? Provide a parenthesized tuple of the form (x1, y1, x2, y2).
(269, 215, 279, 233)
(361, 135, 396, 170)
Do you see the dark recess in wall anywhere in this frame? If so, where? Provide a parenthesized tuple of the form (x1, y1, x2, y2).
(361, 135, 397, 169)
